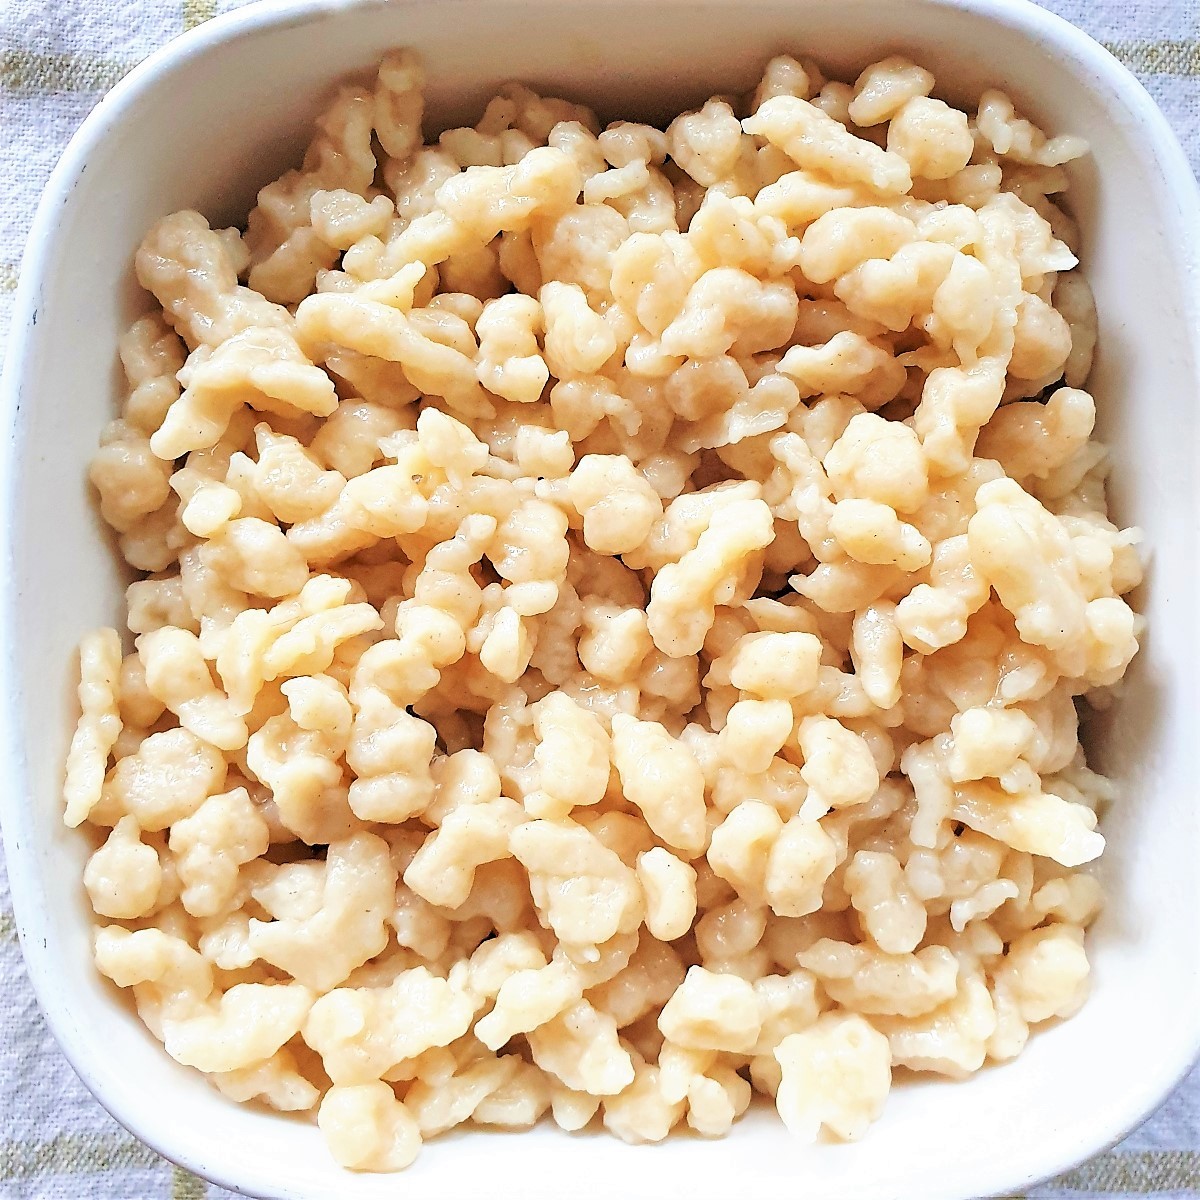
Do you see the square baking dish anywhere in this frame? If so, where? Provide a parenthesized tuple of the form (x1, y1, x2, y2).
(3, 1, 1198, 1197)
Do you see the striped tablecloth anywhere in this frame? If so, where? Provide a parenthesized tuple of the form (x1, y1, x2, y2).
(1, 1, 1197, 1196)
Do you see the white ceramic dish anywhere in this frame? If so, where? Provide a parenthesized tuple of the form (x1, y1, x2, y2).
(3, 1, 1199, 1197)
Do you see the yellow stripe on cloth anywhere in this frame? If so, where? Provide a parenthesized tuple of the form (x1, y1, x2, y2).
(0, 1133, 161, 1182)
(952, 1149, 1200, 1197)
(172, 1165, 208, 1198)
(0, 48, 134, 97)
(1055, 1150, 1200, 1193)
(183, 0, 218, 29)
(1103, 39, 1200, 77)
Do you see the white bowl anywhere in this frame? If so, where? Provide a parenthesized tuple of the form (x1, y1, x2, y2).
(3, 1, 1199, 1197)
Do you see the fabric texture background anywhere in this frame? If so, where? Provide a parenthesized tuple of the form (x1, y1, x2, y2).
(0, 1, 1197, 1196)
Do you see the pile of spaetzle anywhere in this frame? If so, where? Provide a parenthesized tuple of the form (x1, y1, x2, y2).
(64, 49, 1140, 1169)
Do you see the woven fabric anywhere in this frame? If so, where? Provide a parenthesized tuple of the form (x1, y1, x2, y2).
(1, 1, 1197, 1196)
